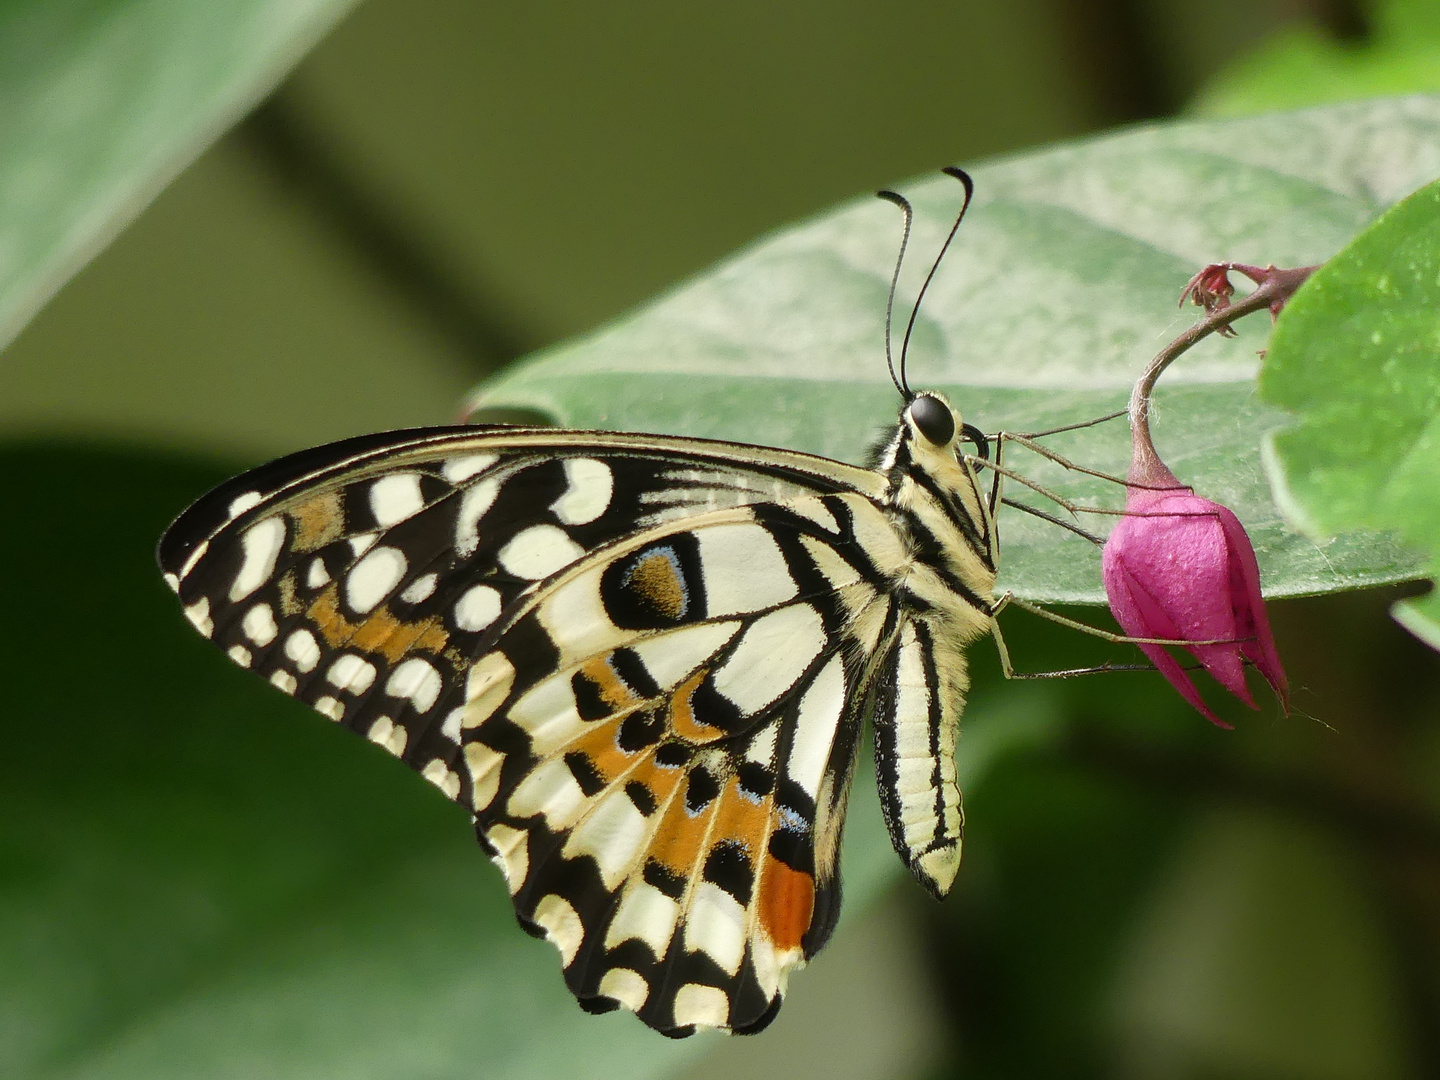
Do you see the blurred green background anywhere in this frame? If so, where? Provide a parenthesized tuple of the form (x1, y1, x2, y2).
(3, 1, 1440, 1078)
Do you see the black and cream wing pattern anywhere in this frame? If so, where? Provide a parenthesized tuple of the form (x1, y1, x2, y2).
(158, 401, 998, 1036)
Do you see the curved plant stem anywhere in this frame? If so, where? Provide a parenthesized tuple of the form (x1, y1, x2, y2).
(1128, 265, 1315, 481)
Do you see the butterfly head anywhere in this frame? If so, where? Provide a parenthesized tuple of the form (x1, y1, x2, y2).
(894, 390, 989, 464)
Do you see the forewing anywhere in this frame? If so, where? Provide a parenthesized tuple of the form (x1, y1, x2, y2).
(158, 425, 898, 1035)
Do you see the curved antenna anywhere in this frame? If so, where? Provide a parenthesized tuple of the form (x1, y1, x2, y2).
(897, 166, 975, 393)
(875, 188, 914, 399)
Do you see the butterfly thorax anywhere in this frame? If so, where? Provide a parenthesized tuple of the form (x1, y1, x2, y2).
(873, 395, 997, 634)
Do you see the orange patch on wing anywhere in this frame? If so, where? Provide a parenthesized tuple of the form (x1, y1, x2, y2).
(564, 720, 642, 788)
(708, 777, 770, 854)
(576, 655, 643, 712)
(307, 586, 449, 662)
(289, 492, 344, 550)
(623, 754, 689, 818)
(756, 855, 814, 953)
(668, 671, 725, 743)
(647, 780, 717, 882)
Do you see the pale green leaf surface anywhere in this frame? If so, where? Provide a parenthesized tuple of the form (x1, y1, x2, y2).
(1261, 177, 1440, 648)
(0, 0, 359, 354)
(470, 96, 1440, 604)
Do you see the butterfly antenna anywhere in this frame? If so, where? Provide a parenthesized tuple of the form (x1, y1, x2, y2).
(898, 166, 975, 393)
(876, 188, 914, 399)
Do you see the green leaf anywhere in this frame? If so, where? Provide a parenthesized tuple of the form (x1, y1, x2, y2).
(0, 0, 359, 353)
(1194, 2, 1440, 118)
(1261, 176, 1440, 648)
(469, 97, 1440, 604)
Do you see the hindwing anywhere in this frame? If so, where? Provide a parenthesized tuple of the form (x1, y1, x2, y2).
(158, 425, 906, 1035)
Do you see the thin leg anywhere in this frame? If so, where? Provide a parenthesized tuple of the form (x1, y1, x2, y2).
(991, 592, 1248, 648)
(971, 459, 1131, 517)
(1003, 409, 1128, 440)
(989, 617, 1155, 679)
(1000, 498, 1104, 545)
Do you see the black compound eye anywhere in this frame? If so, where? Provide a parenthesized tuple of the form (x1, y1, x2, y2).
(908, 394, 955, 445)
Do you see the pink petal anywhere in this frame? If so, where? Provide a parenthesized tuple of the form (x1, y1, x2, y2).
(1106, 557, 1232, 728)
(1216, 506, 1290, 711)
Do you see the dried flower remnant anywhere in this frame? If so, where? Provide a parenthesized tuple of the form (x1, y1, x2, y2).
(1101, 262, 1311, 722)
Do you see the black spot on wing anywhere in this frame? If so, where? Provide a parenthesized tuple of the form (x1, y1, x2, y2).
(643, 859, 686, 900)
(601, 533, 706, 629)
(703, 841, 753, 905)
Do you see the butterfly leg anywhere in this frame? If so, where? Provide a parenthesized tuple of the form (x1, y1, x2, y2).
(987, 616, 1151, 679)
(990, 592, 1247, 648)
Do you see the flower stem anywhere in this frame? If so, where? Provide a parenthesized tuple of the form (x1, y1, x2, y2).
(1128, 265, 1315, 482)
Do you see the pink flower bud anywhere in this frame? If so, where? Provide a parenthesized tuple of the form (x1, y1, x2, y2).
(1102, 476, 1290, 727)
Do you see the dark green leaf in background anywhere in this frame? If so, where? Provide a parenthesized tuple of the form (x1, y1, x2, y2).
(1262, 175, 1440, 649)
(0, 0, 359, 354)
(469, 96, 1440, 605)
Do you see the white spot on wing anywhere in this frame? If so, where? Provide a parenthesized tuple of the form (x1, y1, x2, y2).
(346, 545, 407, 614)
(672, 983, 730, 1028)
(550, 458, 613, 525)
(498, 525, 585, 580)
(306, 557, 331, 589)
(367, 716, 408, 756)
(327, 654, 376, 694)
(184, 597, 213, 636)
(229, 516, 286, 601)
(606, 882, 680, 953)
(314, 695, 345, 721)
(537, 568, 626, 664)
(712, 604, 826, 715)
(464, 741, 505, 811)
(563, 788, 649, 888)
(270, 669, 298, 694)
(349, 532, 378, 558)
(399, 573, 437, 603)
(369, 473, 424, 527)
(443, 453, 497, 483)
(684, 882, 747, 976)
(455, 478, 501, 556)
(745, 720, 779, 766)
(463, 651, 514, 728)
(228, 491, 262, 518)
(508, 674, 582, 757)
(695, 523, 797, 616)
(440, 707, 465, 743)
(453, 584, 502, 632)
(484, 822, 530, 892)
(387, 656, 443, 713)
(787, 654, 845, 799)
(597, 968, 649, 1011)
(227, 644, 252, 667)
(532, 894, 585, 966)
(242, 603, 277, 646)
(508, 756, 587, 829)
(285, 629, 320, 673)
(421, 758, 461, 798)
(628, 621, 740, 691)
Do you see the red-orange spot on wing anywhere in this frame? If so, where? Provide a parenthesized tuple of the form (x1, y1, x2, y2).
(757, 855, 814, 953)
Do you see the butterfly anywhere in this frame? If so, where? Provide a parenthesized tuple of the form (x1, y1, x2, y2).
(157, 169, 1002, 1037)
